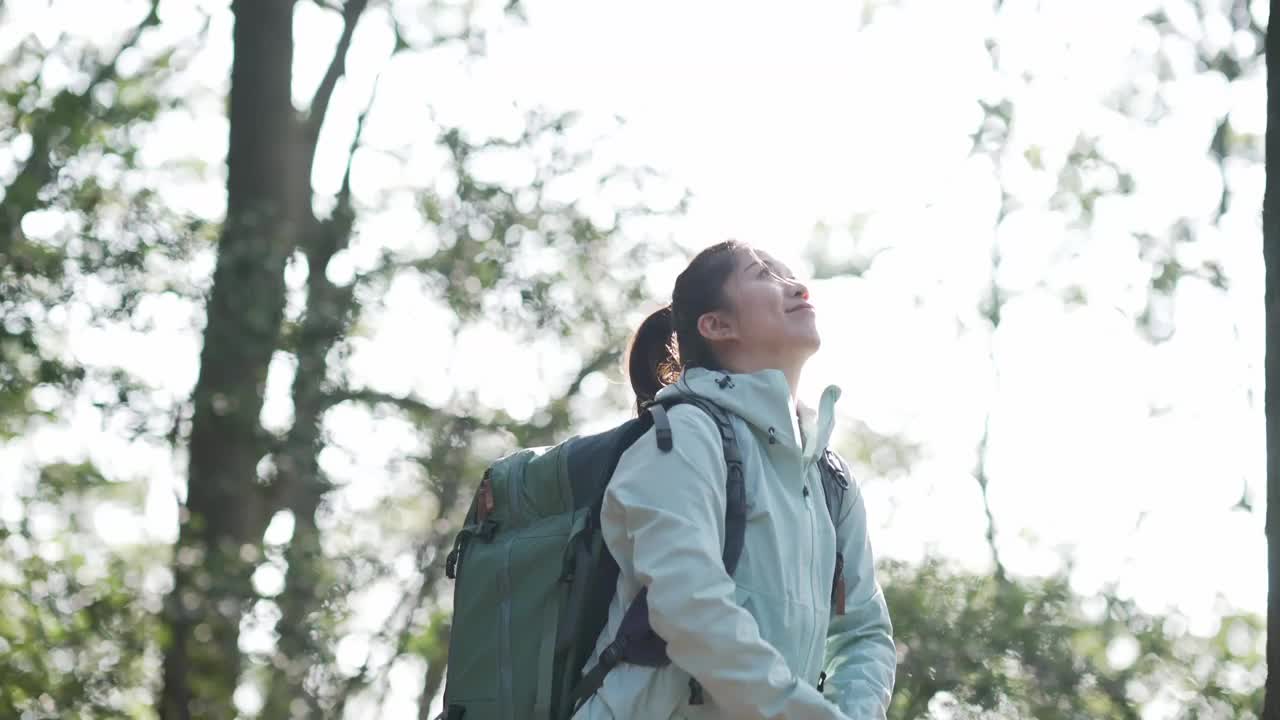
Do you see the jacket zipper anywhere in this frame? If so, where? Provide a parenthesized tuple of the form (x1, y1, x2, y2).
(500, 464, 519, 720)
(801, 459, 820, 670)
(498, 540, 514, 720)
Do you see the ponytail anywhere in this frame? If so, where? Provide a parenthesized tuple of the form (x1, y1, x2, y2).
(626, 239, 745, 415)
(627, 305, 681, 415)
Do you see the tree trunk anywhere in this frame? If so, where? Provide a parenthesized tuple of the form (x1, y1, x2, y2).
(262, 10, 370, 699)
(261, 209, 357, 716)
(160, 1, 298, 717)
(419, 621, 450, 720)
(1263, 2, 1280, 718)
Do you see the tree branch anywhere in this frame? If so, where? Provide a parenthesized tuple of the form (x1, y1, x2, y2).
(304, 0, 369, 151)
(972, 36, 1012, 589)
(321, 388, 439, 417)
(335, 63, 384, 215)
(335, 411, 478, 716)
(332, 539, 439, 718)
(567, 345, 620, 399)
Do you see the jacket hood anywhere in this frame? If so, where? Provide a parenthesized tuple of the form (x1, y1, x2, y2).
(654, 366, 842, 465)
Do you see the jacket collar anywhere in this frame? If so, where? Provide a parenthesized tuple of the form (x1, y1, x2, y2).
(655, 367, 842, 463)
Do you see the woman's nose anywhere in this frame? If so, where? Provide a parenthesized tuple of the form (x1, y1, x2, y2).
(792, 279, 810, 300)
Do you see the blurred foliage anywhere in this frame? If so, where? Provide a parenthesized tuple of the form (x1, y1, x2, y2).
(885, 560, 1263, 719)
(0, 0, 206, 441)
(1, 461, 163, 717)
(807, 0, 1264, 344)
(803, 1, 1268, 718)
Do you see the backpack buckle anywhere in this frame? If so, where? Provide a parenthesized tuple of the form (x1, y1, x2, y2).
(688, 678, 705, 705)
(444, 520, 501, 581)
(599, 645, 620, 667)
(445, 548, 459, 579)
(823, 450, 849, 489)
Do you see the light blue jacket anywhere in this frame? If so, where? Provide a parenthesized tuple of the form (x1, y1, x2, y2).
(573, 367, 896, 720)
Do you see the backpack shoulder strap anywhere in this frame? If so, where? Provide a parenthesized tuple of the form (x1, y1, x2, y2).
(819, 448, 854, 615)
(572, 396, 746, 712)
(650, 396, 746, 574)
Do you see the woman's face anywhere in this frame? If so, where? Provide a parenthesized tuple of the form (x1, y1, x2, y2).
(705, 249, 821, 365)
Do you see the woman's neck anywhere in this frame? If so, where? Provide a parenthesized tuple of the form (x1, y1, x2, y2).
(717, 348, 804, 399)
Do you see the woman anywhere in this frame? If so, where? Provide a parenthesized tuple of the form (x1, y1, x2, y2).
(573, 240, 896, 720)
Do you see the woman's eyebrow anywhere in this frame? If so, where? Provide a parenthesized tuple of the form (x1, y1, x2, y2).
(745, 257, 794, 278)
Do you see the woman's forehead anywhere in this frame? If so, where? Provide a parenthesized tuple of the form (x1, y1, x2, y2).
(741, 248, 790, 274)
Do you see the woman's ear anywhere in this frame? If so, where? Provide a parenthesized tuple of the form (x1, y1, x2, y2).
(697, 310, 737, 343)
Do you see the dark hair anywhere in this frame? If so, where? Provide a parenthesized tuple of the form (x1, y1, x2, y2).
(627, 240, 747, 414)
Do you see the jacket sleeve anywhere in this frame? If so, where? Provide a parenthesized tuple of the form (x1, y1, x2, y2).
(823, 476, 896, 719)
(602, 406, 849, 720)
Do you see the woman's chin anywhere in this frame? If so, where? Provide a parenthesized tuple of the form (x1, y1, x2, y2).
(792, 332, 822, 357)
(802, 325, 822, 346)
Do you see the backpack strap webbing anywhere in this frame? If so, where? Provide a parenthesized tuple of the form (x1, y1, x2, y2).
(648, 403, 675, 451)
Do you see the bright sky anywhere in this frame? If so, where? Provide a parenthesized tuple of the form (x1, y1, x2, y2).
(0, 0, 1270, 717)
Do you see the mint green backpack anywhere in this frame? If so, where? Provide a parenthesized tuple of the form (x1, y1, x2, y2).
(437, 397, 851, 720)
